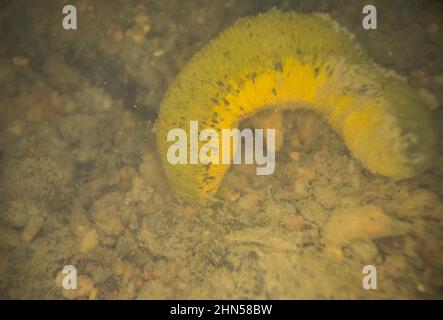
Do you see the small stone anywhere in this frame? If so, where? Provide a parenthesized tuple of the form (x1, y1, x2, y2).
(324, 205, 407, 259)
(21, 216, 44, 242)
(89, 287, 98, 300)
(92, 193, 125, 236)
(301, 201, 328, 226)
(222, 189, 240, 202)
(134, 14, 150, 26)
(183, 204, 200, 217)
(128, 176, 153, 203)
(416, 283, 426, 293)
(122, 111, 136, 129)
(7, 121, 24, 136)
(127, 28, 145, 44)
(237, 193, 261, 210)
(293, 177, 310, 198)
(62, 275, 94, 299)
(314, 185, 337, 209)
(26, 105, 46, 123)
(76, 0, 90, 13)
(105, 24, 124, 42)
(296, 167, 317, 182)
(154, 48, 165, 57)
(293, 110, 323, 152)
(347, 173, 361, 190)
(250, 110, 284, 152)
(289, 151, 300, 161)
(12, 56, 29, 66)
(143, 266, 156, 281)
(280, 215, 304, 231)
(79, 229, 98, 254)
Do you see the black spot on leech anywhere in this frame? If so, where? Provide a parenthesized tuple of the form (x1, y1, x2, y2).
(328, 69, 334, 77)
(296, 48, 302, 55)
(224, 51, 230, 56)
(223, 99, 230, 106)
(274, 62, 283, 72)
(216, 80, 224, 87)
(239, 106, 245, 111)
(211, 98, 219, 104)
(272, 88, 277, 96)
(314, 67, 320, 77)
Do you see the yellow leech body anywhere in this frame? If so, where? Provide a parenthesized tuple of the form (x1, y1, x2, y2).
(156, 11, 437, 204)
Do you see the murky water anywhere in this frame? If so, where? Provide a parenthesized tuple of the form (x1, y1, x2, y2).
(0, 0, 442, 299)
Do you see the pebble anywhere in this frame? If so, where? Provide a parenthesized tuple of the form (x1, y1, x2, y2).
(128, 176, 154, 203)
(324, 205, 406, 259)
(7, 121, 24, 137)
(221, 188, 240, 202)
(79, 229, 98, 254)
(237, 193, 262, 210)
(92, 193, 124, 236)
(314, 185, 337, 209)
(183, 204, 200, 217)
(293, 110, 323, 152)
(280, 215, 304, 231)
(105, 24, 124, 42)
(250, 111, 284, 152)
(21, 216, 44, 242)
(62, 275, 95, 299)
(26, 105, 46, 123)
(289, 151, 300, 161)
(122, 111, 136, 129)
(12, 56, 29, 66)
(154, 48, 165, 57)
(293, 177, 310, 198)
(301, 201, 328, 226)
(296, 167, 317, 182)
